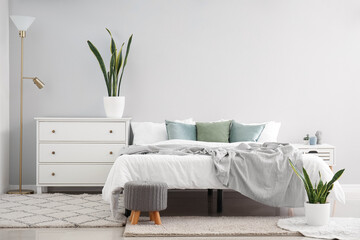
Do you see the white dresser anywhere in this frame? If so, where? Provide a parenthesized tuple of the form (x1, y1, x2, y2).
(35, 118, 131, 193)
(293, 144, 335, 170)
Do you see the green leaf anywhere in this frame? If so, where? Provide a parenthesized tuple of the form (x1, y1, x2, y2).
(116, 43, 124, 76)
(317, 178, 323, 193)
(289, 159, 306, 183)
(289, 159, 312, 202)
(106, 28, 117, 55)
(87, 40, 110, 96)
(109, 50, 117, 96)
(123, 34, 133, 67)
(328, 169, 345, 188)
(303, 168, 314, 202)
(117, 34, 133, 96)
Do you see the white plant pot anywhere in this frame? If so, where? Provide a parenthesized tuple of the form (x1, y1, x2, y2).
(305, 202, 330, 226)
(103, 96, 125, 118)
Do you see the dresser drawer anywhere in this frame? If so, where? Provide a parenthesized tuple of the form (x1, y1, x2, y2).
(299, 148, 334, 164)
(38, 164, 112, 184)
(38, 121, 126, 142)
(39, 143, 125, 163)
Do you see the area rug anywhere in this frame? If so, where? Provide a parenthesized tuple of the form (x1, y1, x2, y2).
(278, 217, 360, 240)
(0, 193, 126, 228)
(123, 216, 300, 237)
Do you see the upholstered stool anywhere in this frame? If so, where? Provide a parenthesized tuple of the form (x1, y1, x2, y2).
(124, 181, 168, 225)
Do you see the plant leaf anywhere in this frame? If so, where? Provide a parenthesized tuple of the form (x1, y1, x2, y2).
(328, 169, 345, 188)
(106, 28, 117, 54)
(116, 43, 124, 76)
(109, 50, 117, 96)
(117, 34, 133, 96)
(289, 159, 312, 202)
(87, 40, 110, 96)
(288, 159, 306, 183)
(303, 168, 314, 203)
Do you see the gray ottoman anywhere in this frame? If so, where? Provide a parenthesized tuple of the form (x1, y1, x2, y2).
(124, 181, 168, 225)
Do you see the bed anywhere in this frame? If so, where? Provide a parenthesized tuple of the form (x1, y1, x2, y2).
(102, 139, 345, 218)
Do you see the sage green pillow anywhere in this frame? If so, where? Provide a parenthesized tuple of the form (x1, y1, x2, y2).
(196, 121, 232, 142)
(230, 122, 265, 142)
(165, 120, 196, 140)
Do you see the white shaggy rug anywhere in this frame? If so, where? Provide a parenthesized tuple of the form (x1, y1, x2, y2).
(123, 216, 300, 237)
(0, 193, 126, 228)
(278, 217, 360, 240)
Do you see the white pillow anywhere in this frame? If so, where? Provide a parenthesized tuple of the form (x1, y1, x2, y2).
(257, 121, 281, 142)
(175, 118, 195, 125)
(131, 118, 194, 145)
(131, 122, 167, 145)
(241, 121, 281, 142)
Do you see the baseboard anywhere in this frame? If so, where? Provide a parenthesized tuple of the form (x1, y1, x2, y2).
(8, 185, 37, 192)
(340, 184, 360, 199)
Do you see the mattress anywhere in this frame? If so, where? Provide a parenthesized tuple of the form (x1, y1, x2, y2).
(102, 140, 345, 204)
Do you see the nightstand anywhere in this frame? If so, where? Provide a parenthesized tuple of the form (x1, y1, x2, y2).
(293, 144, 335, 170)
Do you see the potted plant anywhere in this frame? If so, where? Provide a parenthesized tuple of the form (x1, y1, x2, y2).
(303, 134, 310, 145)
(87, 29, 133, 118)
(288, 159, 344, 226)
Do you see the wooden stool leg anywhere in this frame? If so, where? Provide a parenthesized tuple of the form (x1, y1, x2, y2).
(288, 208, 294, 217)
(129, 211, 134, 222)
(149, 211, 155, 222)
(131, 211, 141, 225)
(153, 211, 161, 225)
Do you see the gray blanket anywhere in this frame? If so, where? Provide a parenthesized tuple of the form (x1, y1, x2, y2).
(118, 142, 305, 208)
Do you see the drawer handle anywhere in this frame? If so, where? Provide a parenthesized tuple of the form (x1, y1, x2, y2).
(308, 150, 318, 154)
(52, 130, 56, 133)
(109, 130, 113, 133)
(51, 172, 55, 176)
(110, 151, 113, 155)
(52, 151, 55, 155)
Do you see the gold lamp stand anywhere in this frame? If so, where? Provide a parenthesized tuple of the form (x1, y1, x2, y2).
(8, 16, 44, 195)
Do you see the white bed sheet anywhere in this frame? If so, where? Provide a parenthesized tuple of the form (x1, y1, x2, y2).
(102, 140, 345, 204)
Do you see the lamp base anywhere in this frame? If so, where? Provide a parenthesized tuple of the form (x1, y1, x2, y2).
(7, 189, 34, 194)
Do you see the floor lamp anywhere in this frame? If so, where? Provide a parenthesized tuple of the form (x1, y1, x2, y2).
(7, 16, 45, 194)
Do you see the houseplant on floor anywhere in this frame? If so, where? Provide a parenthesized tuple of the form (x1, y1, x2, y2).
(288, 159, 345, 226)
(87, 29, 133, 118)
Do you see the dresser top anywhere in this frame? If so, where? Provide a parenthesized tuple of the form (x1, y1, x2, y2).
(292, 143, 334, 149)
(35, 117, 132, 121)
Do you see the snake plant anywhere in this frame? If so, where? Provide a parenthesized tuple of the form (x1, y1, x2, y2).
(288, 159, 344, 204)
(87, 29, 133, 96)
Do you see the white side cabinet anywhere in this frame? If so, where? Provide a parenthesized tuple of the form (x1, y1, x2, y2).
(35, 118, 131, 193)
(293, 144, 335, 169)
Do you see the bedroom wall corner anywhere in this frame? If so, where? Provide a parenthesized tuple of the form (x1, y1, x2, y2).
(0, 0, 10, 194)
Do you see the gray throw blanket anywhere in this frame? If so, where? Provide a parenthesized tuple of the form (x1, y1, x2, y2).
(118, 142, 305, 208)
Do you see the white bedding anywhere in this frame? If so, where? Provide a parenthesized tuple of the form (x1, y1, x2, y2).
(102, 140, 345, 205)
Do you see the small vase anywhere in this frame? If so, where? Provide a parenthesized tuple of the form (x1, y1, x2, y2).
(309, 136, 317, 145)
(305, 202, 330, 226)
(103, 96, 125, 118)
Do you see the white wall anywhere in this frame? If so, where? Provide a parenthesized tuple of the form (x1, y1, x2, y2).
(9, 0, 360, 185)
(0, 0, 10, 193)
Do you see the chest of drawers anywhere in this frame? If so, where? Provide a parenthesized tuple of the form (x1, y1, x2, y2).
(35, 118, 131, 193)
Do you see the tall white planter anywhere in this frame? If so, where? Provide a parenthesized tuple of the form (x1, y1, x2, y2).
(305, 202, 330, 226)
(103, 96, 125, 118)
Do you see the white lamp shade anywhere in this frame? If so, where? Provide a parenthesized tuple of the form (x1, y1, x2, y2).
(10, 15, 35, 31)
